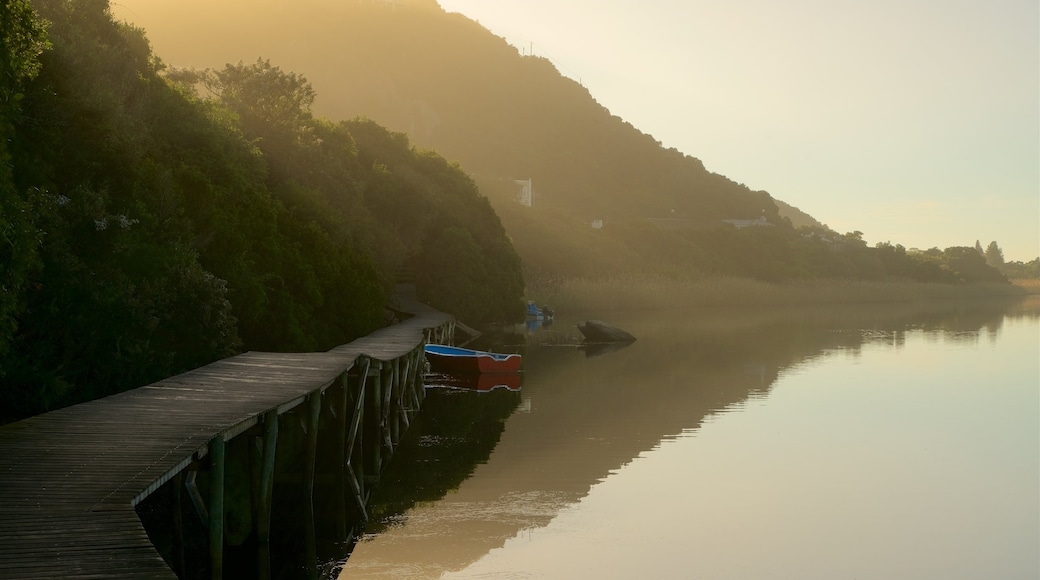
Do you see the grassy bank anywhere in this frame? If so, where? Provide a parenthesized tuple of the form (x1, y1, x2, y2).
(1011, 279, 1040, 293)
(526, 274, 1033, 313)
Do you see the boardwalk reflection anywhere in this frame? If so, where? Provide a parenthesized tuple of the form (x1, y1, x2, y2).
(338, 298, 1027, 579)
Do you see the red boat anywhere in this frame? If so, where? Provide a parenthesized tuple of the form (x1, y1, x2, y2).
(424, 344, 522, 374)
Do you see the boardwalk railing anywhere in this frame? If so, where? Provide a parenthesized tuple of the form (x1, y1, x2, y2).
(0, 286, 455, 579)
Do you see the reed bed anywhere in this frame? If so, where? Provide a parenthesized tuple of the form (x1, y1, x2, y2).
(527, 274, 1030, 313)
(1011, 279, 1040, 294)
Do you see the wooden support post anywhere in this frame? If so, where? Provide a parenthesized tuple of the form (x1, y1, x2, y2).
(336, 374, 350, 541)
(382, 365, 394, 453)
(257, 411, 278, 580)
(399, 357, 411, 419)
(209, 436, 226, 580)
(367, 361, 383, 479)
(390, 358, 401, 445)
(185, 469, 207, 521)
(415, 347, 427, 406)
(304, 392, 322, 580)
(408, 347, 422, 410)
(344, 359, 370, 520)
(411, 347, 424, 407)
(399, 355, 412, 430)
(351, 359, 370, 503)
(338, 375, 350, 467)
(249, 437, 261, 531)
(173, 471, 186, 577)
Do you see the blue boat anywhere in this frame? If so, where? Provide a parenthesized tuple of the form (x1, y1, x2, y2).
(525, 301, 554, 320)
(424, 344, 522, 374)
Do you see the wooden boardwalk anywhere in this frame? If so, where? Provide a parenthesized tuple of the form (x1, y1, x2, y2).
(0, 287, 453, 579)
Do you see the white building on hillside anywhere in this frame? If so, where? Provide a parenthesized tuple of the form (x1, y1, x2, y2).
(514, 179, 533, 207)
(722, 216, 772, 229)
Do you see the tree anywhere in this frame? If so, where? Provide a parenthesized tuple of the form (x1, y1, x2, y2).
(0, 0, 48, 99)
(843, 231, 867, 247)
(942, 247, 1007, 283)
(206, 58, 316, 144)
(1000, 258, 1040, 279)
(974, 240, 984, 256)
(984, 241, 1004, 267)
(0, 0, 49, 359)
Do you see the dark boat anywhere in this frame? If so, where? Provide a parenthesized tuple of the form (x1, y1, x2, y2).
(577, 320, 636, 343)
(424, 344, 522, 374)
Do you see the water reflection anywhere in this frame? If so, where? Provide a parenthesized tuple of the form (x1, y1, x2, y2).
(577, 341, 632, 358)
(425, 372, 522, 392)
(338, 297, 1038, 578)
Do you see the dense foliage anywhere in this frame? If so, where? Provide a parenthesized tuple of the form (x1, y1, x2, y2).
(0, 0, 49, 362)
(0, 0, 524, 424)
(1000, 259, 1040, 279)
(972, 239, 1038, 279)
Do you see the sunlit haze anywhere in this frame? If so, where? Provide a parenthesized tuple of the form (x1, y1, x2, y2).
(434, 0, 1039, 261)
(112, 0, 1039, 261)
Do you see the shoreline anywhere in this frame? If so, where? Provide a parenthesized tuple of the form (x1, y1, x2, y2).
(526, 275, 1036, 313)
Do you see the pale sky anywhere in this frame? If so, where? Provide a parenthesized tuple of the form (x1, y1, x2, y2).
(438, 0, 1039, 261)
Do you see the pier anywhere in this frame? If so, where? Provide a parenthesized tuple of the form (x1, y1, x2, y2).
(0, 286, 454, 579)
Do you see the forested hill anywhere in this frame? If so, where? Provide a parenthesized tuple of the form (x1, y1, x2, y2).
(108, 0, 829, 276)
(1, 0, 523, 424)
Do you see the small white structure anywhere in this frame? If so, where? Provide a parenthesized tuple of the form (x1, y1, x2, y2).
(646, 218, 696, 230)
(722, 216, 772, 229)
(370, 0, 408, 9)
(591, 219, 604, 229)
(362, 0, 410, 10)
(514, 179, 533, 207)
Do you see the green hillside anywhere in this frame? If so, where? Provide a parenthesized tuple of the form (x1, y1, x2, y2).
(1, 0, 523, 423)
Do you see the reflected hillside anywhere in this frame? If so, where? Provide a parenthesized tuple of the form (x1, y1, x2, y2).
(340, 298, 1030, 578)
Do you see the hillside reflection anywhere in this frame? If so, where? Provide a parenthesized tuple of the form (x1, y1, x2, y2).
(336, 297, 1034, 578)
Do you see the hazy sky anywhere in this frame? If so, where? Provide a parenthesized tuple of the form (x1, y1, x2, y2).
(437, 0, 1039, 260)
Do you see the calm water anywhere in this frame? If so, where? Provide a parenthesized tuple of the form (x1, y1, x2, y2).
(337, 297, 1040, 579)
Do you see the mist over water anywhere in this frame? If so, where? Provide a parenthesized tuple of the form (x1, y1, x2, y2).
(338, 298, 1040, 579)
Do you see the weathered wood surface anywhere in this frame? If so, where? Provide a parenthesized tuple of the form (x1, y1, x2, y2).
(0, 286, 451, 579)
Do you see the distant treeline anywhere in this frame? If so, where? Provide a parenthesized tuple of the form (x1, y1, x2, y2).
(678, 227, 1012, 284)
(497, 204, 1014, 286)
(1001, 259, 1040, 279)
(972, 240, 1040, 280)
(0, 0, 523, 424)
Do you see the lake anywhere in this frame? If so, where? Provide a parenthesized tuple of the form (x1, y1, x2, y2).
(336, 297, 1040, 579)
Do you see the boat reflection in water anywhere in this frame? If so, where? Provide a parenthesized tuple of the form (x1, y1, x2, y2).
(424, 371, 521, 392)
(578, 341, 633, 358)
